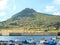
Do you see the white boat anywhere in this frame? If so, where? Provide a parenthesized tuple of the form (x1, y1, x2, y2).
(27, 38, 35, 43)
(15, 39, 20, 42)
(40, 39, 45, 44)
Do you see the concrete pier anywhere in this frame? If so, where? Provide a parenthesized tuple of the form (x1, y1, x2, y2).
(0, 30, 57, 36)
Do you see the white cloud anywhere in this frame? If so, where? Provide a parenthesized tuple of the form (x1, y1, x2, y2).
(53, 0, 60, 4)
(8, 0, 16, 12)
(53, 12, 60, 15)
(0, 0, 8, 10)
(0, 12, 6, 16)
(12, 5, 16, 11)
(44, 5, 57, 12)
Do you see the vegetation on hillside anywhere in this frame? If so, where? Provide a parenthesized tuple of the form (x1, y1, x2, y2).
(0, 8, 60, 31)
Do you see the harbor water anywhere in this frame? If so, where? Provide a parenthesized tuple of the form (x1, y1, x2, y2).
(0, 36, 56, 42)
(0, 36, 60, 45)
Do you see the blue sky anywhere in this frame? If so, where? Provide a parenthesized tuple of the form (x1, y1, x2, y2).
(0, 0, 60, 21)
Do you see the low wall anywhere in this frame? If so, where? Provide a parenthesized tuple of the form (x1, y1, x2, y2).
(9, 32, 57, 36)
(21, 32, 57, 36)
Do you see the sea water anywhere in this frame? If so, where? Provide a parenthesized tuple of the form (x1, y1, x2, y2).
(0, 36, 56, 42)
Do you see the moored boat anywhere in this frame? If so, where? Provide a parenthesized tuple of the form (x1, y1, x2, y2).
(39, 38, 46, 44)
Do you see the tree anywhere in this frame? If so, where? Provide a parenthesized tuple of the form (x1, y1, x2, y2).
(53, 22, 60, 30)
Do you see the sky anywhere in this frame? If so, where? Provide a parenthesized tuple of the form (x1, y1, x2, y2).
(0, 0, 60, 21)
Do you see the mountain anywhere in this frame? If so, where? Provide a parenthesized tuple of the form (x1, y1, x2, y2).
(11, 8, 36, 20)
(0, 8, 60, 30)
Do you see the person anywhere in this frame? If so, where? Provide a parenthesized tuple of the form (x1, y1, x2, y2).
(24, 40, 27, 43)
(44, 40, 48, 44)
(22, 40, 28, 44)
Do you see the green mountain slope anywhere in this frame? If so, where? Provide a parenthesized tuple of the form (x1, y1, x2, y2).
(1, 8, 60, 30)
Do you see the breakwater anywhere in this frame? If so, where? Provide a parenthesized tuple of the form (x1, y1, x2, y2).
(0, 30, 58, 36)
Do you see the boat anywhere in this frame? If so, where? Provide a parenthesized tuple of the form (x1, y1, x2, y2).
(39, 38, 57, 45)
(48, 38, 57, 45)
(48, 41, 56, 45)
(39, 38, 46, 44)
(22, 38, 36, 45)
